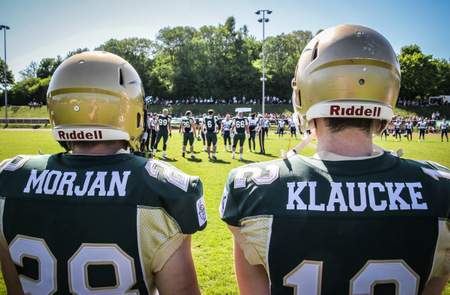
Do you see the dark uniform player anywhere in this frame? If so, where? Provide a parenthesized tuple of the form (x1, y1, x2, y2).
(231, 111, 249, 160)
(0, 51, 207, 294)
(277, 118, 286, 139)
(288, 115, 298, 139)
(181, 111, 198, 159)
(203, 109, 218, 160)
(153, 109, 172, 158)
(257, 114, 265, 154)
(220, 25, 450, 295)
(247, 113, 258, 152)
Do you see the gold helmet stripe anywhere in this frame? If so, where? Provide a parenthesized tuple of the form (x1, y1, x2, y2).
(48, 87, 124, 99)
(311, 59, 400, 77)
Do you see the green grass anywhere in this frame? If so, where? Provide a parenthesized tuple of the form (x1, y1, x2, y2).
(0, 129, 449, 294)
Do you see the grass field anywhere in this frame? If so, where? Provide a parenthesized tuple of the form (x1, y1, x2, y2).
(0, 128, 449, 294)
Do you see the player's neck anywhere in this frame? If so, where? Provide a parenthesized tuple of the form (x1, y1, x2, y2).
(315, 121, 373, 157)
(72, 141, 126, 155)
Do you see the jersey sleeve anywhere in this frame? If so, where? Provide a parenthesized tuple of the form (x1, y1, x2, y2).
(219, 168, 239, 226)
(143, 159, 207, 234)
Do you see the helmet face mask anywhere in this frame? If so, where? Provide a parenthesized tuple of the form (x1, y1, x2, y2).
(47, 51, 145, 152)
(292, 25, 401, 134)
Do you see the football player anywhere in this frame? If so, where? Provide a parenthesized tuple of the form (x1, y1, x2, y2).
(0, 52, 207, 294)
(231, 111, 249, 160)
(440, 119, 448, 142)
(153, 108, 172, 158)
(203, 109, 219, 160)
(220, 25, 450, 295)
(418, 118, 428, 142)
(221, 114, 233, 151)
(247, 113, 258, 152)
(256, 114, 266, 154)
(288, 114, 298, 139)
(180, 111, 198, 159)
(394, 119, 402, 141)
(277, 117, 286, 139)
(405, 120, 414, 141)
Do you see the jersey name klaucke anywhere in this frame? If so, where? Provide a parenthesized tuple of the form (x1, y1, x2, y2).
(286, 181, 427, 212)
(23, 169, 130, 197)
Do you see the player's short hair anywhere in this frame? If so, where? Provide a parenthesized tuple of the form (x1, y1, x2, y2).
(323, 118, 380, 135)
(68, 140, 128, 151)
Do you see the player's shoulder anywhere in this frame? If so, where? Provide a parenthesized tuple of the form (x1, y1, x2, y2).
(227, 156, 307, 184)
(0, 154, 52, 174)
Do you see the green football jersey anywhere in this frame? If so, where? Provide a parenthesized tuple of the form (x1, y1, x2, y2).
(233, 117, 248, 134)
(181, 116, 195, 133)
(157, 114, 171, 132)
(220, 152, 450, 294)
(204, 116, 218, 133)
(0, 153, 207, 294)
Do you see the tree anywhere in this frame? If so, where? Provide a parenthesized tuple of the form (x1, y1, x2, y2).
(19, 61, 38, 80)
(0, 58, 15, 85)
(36, 56, 63, 79)
(435, 58, 450, 95)
(9, 77, 50, 105)
(264, 30, 313, 99)
(398, 45, 439, 100)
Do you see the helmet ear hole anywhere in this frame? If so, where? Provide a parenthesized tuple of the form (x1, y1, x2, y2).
(137, 112, 141, 128)
(119, 68, 124, 87)
(312, 42, 319, 61)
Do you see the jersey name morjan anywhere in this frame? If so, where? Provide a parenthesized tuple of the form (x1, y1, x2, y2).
(23, 169, 130, 197)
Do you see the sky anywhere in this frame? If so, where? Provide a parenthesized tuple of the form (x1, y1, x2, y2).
(1, 0, 449, 80)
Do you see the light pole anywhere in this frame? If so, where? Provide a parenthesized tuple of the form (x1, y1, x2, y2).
(255, 10, 271, 116)
(0, 25, 10, 128)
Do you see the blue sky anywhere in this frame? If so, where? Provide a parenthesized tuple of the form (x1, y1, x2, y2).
(1, 0, 449, 79)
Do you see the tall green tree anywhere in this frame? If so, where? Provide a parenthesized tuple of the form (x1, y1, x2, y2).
(36, 56, 63, 79)
(264, 30, 313, 100)
(398, 45, 439, 100)
(19, 61, 38, 80)
(0, 58, 15, 85)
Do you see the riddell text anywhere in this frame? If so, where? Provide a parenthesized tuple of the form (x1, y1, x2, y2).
(329, 105, 381, 117)
(58, 130, 103, 140)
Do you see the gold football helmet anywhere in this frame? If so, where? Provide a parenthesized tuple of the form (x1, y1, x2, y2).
(291, 25, 401, 133)
(47, 51, 144, 151)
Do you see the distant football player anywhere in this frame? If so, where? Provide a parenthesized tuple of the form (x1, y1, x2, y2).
(221, 114, 233, 151)
(181, 110, 198, 159)
(153, 108, 172, 158)
(257, 114, 266, 154)
(418, 118, 428, 142)
(394, 119, 402, 141)
(203, 109, 219, 160)
(0, 51, 207, 294)
(231, 111, 249, 160)
(405, 120, 414, 141)
(247, 113, 258, 152)
(277, 117, 286, 139)
(288, 114, 298, 139)
(440, 119, 448, 142)
(220, 25, 449, 295)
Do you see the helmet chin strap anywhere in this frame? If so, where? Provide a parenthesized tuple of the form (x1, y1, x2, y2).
(281, 132, 317, 158)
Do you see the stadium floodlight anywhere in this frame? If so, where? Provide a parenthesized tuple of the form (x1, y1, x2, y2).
(255, 10, 271, 116)
(0, 25, 10, 127)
